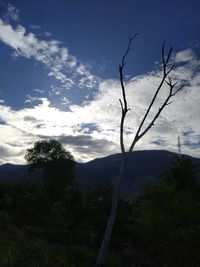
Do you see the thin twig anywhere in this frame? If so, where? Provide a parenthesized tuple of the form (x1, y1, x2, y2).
(129, 43, 182, 152)
(119, 33, 138, 154)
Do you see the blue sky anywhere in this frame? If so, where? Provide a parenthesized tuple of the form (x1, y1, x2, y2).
(0, 0, 200, 163)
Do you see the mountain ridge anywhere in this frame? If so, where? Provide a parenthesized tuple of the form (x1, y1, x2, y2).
(0, 150, 199, 196)
(75, 150, 200, 195)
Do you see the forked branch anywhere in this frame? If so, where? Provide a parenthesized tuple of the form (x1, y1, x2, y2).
(119, 33, 138, 153)
(96, 37, 184, 267)
(128, 42, 184, 152)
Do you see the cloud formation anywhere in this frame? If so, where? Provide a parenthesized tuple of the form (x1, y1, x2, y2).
(0, 48, 199, 164)
(0, 18, 99, 91)
(3, 3, 20, 22)
(0, 4, 199, 164)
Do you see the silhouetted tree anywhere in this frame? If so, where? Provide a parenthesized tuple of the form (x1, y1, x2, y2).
(96, 36, 184, 266)
(25, 139, 73, 169)
(164, 156, 198, 191)
(25, 139, 75, 200)
(133, 159, 200, 266)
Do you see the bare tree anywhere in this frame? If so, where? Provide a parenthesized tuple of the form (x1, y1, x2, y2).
(96, 36, 184, 266)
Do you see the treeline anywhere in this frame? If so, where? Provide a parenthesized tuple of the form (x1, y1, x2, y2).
(0, 140, 200, 266)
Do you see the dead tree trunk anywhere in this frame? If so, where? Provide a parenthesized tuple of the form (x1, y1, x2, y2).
(95, 155, 127, 266)
(96, 36, 184, 266)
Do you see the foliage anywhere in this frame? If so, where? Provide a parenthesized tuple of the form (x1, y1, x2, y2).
(164, 156, 198, 191)
(0, 147, 199, 266)
(131, 157, 200, 266)
(25, 139, 74, 169)
(25, 139, 75, 201)
(41, 159, 75, 201)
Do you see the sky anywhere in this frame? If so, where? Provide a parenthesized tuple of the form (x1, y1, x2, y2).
(0, 0, 200, 164)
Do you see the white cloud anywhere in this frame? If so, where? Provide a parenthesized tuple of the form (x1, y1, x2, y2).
(0, 5, 199, 164)
(44, 31, 51, 37)
(61, 97, 71, 106)
(175, 49, 196, 63)
(30, 24, 41, 30)
(0, 49, 200, 164)
(0, 18, 99, 91)
(3, 3, 20, 22)
(34, 88, 45, 94)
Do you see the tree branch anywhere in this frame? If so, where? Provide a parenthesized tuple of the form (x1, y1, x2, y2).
(96, 37, 184, 267)
(129, 42, 177, 152)
(136, 77, 184, 142)
(119, 33, 138, 154)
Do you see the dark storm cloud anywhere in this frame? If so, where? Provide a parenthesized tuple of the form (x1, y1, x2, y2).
(151, 139, 166, 146)
(35, 123, 46, 129)
(59, 134, 118, 160)
(184, 138, 200, 149)
(0, 146, 11, 157)
(0, 145, 24, 158)
(23, 115, 38, 123)
(0, 118, 6, 125)
(37, 134, 117, 158)
(58, 134, 115, 149)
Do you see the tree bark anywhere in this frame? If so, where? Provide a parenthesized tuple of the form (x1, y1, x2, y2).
(96, 154, 127, 266)
(95, 38, 183, 266)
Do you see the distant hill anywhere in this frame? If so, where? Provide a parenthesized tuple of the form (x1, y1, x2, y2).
(75, 150, 200, 196)
(0, 150, 200, 196)
(0, 163, 29, 181)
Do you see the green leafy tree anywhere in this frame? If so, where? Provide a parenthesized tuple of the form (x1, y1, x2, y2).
(11, 179, 49, 225)
(164, 156, 198, 191)
(132, 157, 200, 266)
(25, 139, 73, 169)
(25, 139, 75, 201)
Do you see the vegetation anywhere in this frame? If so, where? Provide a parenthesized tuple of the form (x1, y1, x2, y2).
(0, 138, 199, 266)
(132, 156, 200, 266)
(96, 36, 184, 266)
(25, 139, 75, 201)
(25, 139, 74, 168)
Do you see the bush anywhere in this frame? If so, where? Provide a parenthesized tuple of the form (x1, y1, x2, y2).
(133, 180, 200, 266)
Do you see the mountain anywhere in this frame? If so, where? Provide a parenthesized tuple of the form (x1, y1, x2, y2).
(75, 150, 200, 195)
(0, 150, 200, 196)
(0, 163, 39, 182)
(0, 163, 29, 181)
